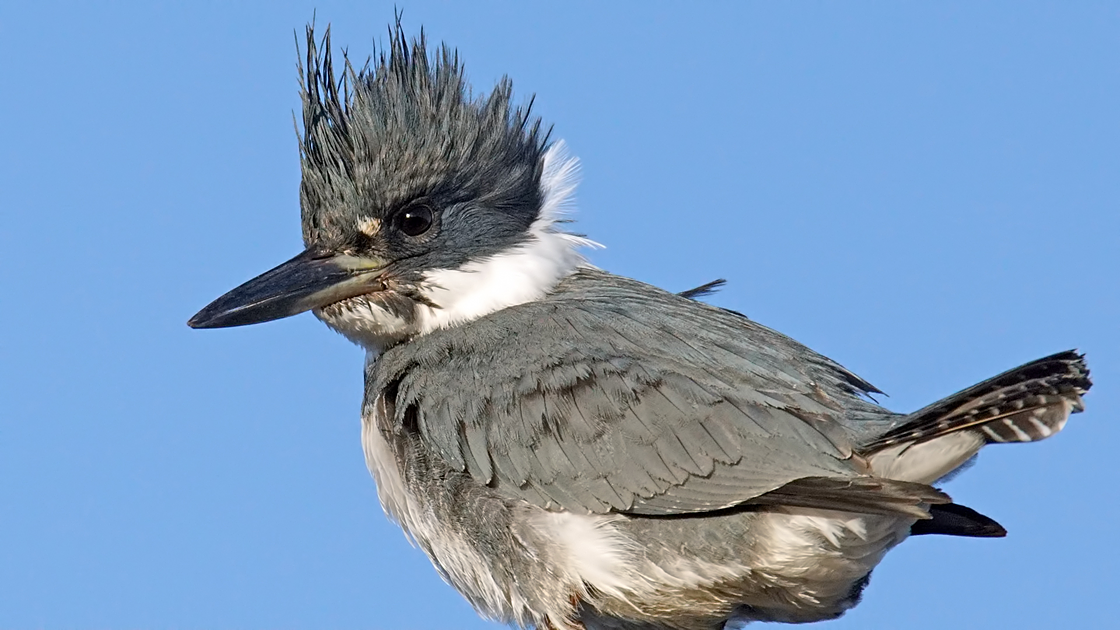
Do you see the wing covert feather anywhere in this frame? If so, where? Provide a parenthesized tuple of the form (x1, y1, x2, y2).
(370, 270, 897, 516)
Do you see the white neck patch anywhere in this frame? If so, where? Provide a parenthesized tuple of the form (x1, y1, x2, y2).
(415, 142, 599, 334)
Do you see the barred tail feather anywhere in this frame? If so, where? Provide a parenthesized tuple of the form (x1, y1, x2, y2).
(864, 350, 1091, 452)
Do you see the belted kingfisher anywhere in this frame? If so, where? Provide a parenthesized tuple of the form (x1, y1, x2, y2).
(189, 23, 1092, 630)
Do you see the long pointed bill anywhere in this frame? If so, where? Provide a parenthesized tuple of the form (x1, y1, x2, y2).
(188, 248, 387, 329)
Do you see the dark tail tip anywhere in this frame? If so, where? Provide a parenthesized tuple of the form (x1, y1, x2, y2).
(910, 503, 1007, 538)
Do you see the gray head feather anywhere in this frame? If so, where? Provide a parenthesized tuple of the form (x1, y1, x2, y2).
(298, 23, 549, 255)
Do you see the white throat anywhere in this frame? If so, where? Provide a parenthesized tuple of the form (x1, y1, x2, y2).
(415, 142, 598, 334)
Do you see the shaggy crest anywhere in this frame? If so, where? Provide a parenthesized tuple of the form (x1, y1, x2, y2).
(297, 22, 549, 246)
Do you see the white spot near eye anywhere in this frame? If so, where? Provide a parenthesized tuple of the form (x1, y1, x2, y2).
(358, 216, 381, 237)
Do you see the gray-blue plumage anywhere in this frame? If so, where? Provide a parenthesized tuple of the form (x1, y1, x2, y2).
(188, 21, 1092, 630)
(371, 268, 944, 518)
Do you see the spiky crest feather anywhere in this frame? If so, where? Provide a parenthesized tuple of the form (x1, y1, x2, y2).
(297, 22, 548, 247)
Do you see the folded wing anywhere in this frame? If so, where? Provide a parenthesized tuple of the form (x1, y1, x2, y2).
(369, 270, 944, 518)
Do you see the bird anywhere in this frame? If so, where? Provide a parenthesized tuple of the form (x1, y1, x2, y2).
(188, 22, 1092, 630)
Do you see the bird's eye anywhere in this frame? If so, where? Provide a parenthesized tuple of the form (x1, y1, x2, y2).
(396, 204, 435, 237)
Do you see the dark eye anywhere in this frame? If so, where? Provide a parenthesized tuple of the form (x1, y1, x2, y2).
(396, 204, 434, 237)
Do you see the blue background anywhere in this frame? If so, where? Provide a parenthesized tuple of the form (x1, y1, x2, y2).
(2, 2, 1116, 628)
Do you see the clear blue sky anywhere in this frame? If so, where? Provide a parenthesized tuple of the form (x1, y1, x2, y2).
(1, 2, 1116, 628)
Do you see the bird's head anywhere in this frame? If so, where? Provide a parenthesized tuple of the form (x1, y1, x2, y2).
(188, 23, 592, 351)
